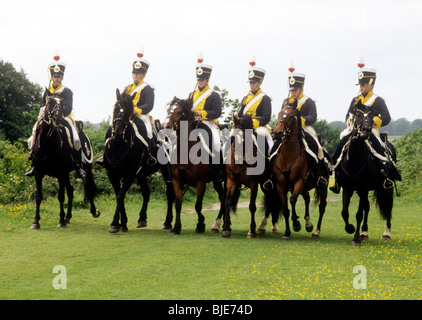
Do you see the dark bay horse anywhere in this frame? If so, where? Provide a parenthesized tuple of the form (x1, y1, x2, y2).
(213, 114, 276, 238)
(164, 97, 225, 235)
(30, 93, 100, 229)
(103, 89, 174, 233)
(268, 100, 328, 240)
(334, 101, 395, 246)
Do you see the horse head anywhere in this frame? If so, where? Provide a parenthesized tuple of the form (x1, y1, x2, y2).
(44, 93, 64, 127)
(274, 99, 299, 139)
(112, 88, 134, 141)
(164, 97, 193, 130)
(233, 113, 253, 131)
(352, 101, 374, 139)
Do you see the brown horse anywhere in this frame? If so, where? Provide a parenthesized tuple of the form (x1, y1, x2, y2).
(269, 100, 328, 240)
(163, 97, 225, 235)
(210, 114, 276, 238)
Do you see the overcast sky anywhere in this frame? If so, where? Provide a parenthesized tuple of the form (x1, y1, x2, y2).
(1, 0, 421, 125)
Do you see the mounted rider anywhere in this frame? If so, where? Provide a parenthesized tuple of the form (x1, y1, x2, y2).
(234, 56, 274, 188)
(271, 61, 331, 188)
(330, 57, 401, 193)
(98, 48, 157, 167)
(188, 52, 223, 177)
(25, 52, 85, 179)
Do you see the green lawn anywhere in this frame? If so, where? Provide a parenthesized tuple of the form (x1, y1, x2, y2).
(0, 190, 421, 300)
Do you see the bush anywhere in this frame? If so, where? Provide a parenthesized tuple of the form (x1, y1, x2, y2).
(394, 128, 422, 197)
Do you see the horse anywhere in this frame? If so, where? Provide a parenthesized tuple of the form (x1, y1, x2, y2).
(267, 100, 328, 240)
(211, 114, 277, 238)
(163, 97, 225, 235)
(103, 89, 174, 233)
(30, 93, 100, 229)
(334, 101, 395, 246)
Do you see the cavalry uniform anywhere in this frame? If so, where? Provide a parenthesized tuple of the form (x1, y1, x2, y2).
(236, 63, 273, 154)
(330, 67, 400, 193)
(125, 54, 155, 141)
(188, 58, 222, 154)
(26, 54, 85, 178)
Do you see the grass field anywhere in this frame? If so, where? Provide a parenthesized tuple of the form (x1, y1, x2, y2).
(0, 188, 421, 300)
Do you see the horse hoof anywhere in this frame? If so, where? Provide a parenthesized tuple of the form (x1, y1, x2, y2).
(137, 221, 147, 228)
(345, 225, 355, 234)
(169, 230, 180, 236)
(382, 235, 392, 241)
(351, 240, 361, 246)
(162, 224, 172, 230)
(293, 221, 301, 232)
(92, 210, 101, 218)
(195, 224, 205, 233)
(120, 226, 128, 232)
(257, 229, 266, 235)
(282, 235, 290, 241)
(64, 218, 70, 225)
(360, 234, 369, 242)
(210, 228, 219, 234)
(222, 231, 231, 238)
(109, 225, 120, 233)
(272, 228, 279, 234)
(247, 232, 256, 239)
(31, 223, 40, 230)
(57, 222, 67, 228)
(305, 224, 314, 233)
(311, 232, 320, 238)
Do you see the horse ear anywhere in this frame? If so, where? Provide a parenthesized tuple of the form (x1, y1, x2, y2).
(233, 114, 239, 126)
(44, 87, 53, 96)
(116, 88, 121, 100)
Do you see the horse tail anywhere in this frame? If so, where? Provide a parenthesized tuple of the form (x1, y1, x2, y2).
(263, 188, 281, 222)
(374, 187, 393, 221)
(230, 187, 241, 214)
(83, 163, 97, 203)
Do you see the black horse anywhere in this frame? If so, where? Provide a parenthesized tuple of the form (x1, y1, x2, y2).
(334, 101, 396, 245)
(103, 89, 174, 233)
(30, 94, 100, 229)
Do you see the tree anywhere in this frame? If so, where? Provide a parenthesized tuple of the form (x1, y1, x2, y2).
(313, 119, 342, 157)
(214, 85, 240, 129)
(0, 60, 42, 143)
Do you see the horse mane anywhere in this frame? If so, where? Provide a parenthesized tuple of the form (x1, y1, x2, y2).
(114, 91, 134, 120)
(170, 96, 194, 121)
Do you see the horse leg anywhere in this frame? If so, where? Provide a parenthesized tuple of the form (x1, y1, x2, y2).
(277, 186, 291, 240)
(341, 188, 355, 235)
(352, 191, 368, 246)
(313, 186, 328, 238)
(247, 183, 258, 238)
(290, 182, 304, 232)
(382, 219, 392, 240)
(31, 173, 44, 229)
(57, 177, 67, 228)
(302, 190, 313, 233)
(170, 179, 183, 235)
(210, 180, 225, 233)
(64, 175, 74, 225)
(109, 176, 122, 233)
(84, 166, 100, 218)
(222, 179, 236, 238)
(162, 180, 174, 230)
(137, 176, 150, 228)
(195, 181, 206, 233)
(359, 192, 370, 242)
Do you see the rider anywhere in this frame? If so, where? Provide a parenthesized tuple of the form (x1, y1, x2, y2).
(125, 49, 156, 165)
(330, 62, 400, 193)
(234, 56, 273, 188)
(188, 52, 223, 176)
(271, 63, 330, 188)
(25, 53, 85, 179)
(98, 49, 156, 166)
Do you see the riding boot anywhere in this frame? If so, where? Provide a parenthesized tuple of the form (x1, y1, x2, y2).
(146, 138, 157, 166)
(329, 170, 341, 194)
(316, 159, 328, 188)
(262, 158, 274, 191)
(96, 157, 105, 167)
(71, 148, 86, 180)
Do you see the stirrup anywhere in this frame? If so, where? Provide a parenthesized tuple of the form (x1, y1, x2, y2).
(147, 155, 157, 166)
(262, 179, 274, 191)
(383, 178, 394, 190)
(25, 167, 35, 177)
(317, 176, 328, 188)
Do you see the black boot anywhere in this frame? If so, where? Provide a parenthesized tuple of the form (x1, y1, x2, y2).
(381, 164, 394, 190)
(330, 181, 341, 194)
(262, 159, 274, 191)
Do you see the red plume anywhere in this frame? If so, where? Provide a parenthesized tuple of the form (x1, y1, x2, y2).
(197, 52, 204, 63)
(54, 50, 60, 61)
(358, 55, 365, 68)
(137, 47, 144, 58)
(249, 55, 256, 67)
(288, 59, 295, 73)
